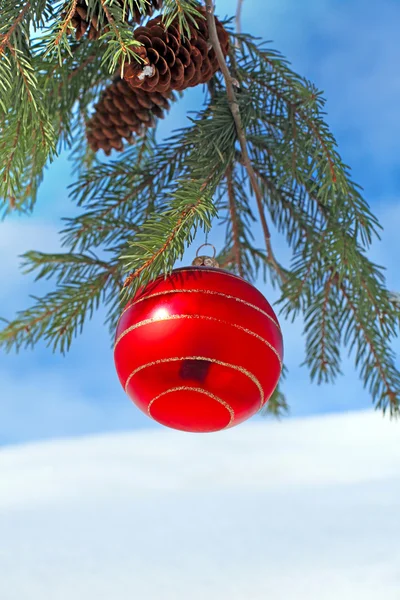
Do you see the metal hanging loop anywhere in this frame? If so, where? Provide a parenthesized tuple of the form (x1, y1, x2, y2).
(192, 243, 219, 268)
(196, 243, 217, 258)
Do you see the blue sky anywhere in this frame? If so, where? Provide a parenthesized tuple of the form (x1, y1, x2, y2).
(1, 0, 400, 445)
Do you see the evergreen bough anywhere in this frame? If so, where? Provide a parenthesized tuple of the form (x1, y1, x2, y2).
(0, 0, 399, 417)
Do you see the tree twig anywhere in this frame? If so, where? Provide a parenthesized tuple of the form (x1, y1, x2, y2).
(226, 165, 244, 277)
(205, 0, 285, 282)
(54, 0, 78, 46)
(0, 1, 30, 55)
(236, 0, 244, 38)
(100, 0, 126, 51)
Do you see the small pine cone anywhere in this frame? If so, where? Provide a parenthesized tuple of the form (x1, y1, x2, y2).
(123, 9, 230, 93)
(68, 0, 120, 41)
(86, 78, 173, 155)
(68, 0, 163, 41)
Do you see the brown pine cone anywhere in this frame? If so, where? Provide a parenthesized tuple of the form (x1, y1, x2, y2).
(86, 78, 173, 155)
(123, 9, 230, 93)
(68, 0, 163, 41)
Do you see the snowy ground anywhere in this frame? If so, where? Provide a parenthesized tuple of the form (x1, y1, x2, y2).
(1, 410, 400, 599)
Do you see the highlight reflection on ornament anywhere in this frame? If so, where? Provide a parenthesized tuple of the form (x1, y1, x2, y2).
(152, 307, 170, 321)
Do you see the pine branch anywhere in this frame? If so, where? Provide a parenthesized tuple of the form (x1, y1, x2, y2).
(99, 0, 144, 74)
(161, 0, 204, 36)
(206, 0, 284, 283)
(0, 4, 398, 416)
(217, 168, 271, 283)
(302, 273, 343, 384)
(249, 161, 316, 249)
(260, 366, 289, 418)
(237, 38, 380, 246)
(120, 176, 217, 297)
(339, 279, 400, 415)
(205, 1, 261, 212)
(262, 386, 289, 418)
(389, 292, 400, 308)
(0, 265, 121, 354)
(0, 1, 31, 56)
(116, 89, 241, 296)
(44, 0, 78, 62)
(62, 137, 168, 251)
(235, 36, 339, 181)
(21, 250, 115, 284)
(54, 0, 78, 49)
(0, 2, 57, 211)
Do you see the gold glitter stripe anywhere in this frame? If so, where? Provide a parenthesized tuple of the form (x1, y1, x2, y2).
(124, 356, 265, 408)
(114, 313, 283, 369)
(147, 386, 235, 428)
(120, 288, 281, 331)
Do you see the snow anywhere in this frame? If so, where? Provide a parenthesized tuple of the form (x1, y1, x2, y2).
(1, 410, 400, 599)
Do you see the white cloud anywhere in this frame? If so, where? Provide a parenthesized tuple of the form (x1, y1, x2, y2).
(232, 0, 400, 162)
(309, 2, 400, 162)
(0, 411, 399, 599)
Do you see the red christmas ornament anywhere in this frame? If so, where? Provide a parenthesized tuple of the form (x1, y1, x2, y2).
(114, 250, 283, 433)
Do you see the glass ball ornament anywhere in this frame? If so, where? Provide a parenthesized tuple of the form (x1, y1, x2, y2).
(114, 247, 283, 433)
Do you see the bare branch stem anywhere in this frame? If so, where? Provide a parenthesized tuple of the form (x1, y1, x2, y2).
(236, 0, 244, 35)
